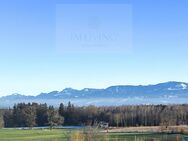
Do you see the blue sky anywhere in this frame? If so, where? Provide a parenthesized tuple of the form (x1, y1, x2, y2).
(0, 0, 188, 96)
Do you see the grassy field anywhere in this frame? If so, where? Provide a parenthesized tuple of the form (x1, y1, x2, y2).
(0, 128, 186, 141)
(0, 129, 70, 141)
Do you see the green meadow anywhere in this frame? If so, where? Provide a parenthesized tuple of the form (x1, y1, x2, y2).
(0, 129, 69, 141)
(0, 129, 185, 141)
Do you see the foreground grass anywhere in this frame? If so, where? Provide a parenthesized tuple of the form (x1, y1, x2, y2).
(0, 128, 185, 141)
(0, 129, 70, 141)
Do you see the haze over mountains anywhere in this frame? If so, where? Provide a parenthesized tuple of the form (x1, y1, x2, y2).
(1, 81, 188, 107)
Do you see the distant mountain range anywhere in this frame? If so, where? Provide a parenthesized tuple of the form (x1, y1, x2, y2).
(1, 81, 188, 107)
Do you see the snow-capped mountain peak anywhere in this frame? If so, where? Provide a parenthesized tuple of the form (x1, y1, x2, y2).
(180, 83, 187, 90)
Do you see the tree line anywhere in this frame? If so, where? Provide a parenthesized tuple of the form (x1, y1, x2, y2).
(3, 103, 63, 128)
(1, 102, 188, 128)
